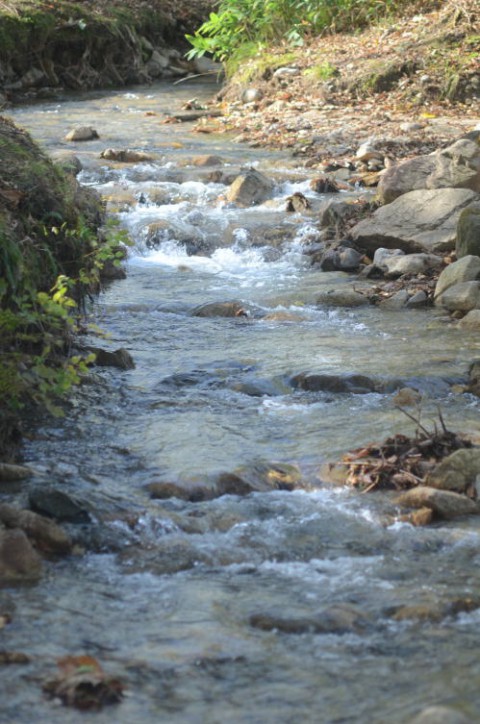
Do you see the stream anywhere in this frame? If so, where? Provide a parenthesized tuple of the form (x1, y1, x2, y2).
(3, 80, 480, 723)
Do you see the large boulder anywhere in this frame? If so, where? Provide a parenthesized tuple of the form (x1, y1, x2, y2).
(434, 255, 480, 299)
(381, 252, 443, 278)
(378, 135, 480, 204)
(351, 189, 479, 254)
(226, 169, 275, 206)
(456, 203, 480, 258)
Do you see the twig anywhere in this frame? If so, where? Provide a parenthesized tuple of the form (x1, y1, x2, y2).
(395, 406, 431, 437)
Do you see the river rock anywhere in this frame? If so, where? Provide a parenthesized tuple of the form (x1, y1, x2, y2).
(425, 448, 480, 494)
(434, 255, 480, 299)
(89, 346, 135, 370)
(216, 462, 306, 496)
(226, 169, 275, 206)
(380, 289, 411, 309)
(406, 290, 429, 308)
(378, 136, 480, 204)
(100, 148, 154, 163)
(409, 705, 472, 724)
(0, 504, 72, 555)
(319, 247, 363, 272)
(373, 247, 404, 268)
(28, 487, 91, 523)
(191, 154, 223, 167)
(0, 463, 32, 482)
(249, 603, 370, 635)
(51, 151, 83, 176)
(291, 373, 377, 394)
(65, 126, 99, 142)
(0, 528, 43, 582)
(381, 252, 443, 278)
(241, 87, 264, 104)
(191, 300, 256, 318)
(316, 288, 370, 307)
(351, 189, 479, 254)
(396, 486, 479, 519)
(435, 281, 480, 313)
(319, 199, 362, 229)
(457, 309, 480, 329)
(456, 203, 480, 258)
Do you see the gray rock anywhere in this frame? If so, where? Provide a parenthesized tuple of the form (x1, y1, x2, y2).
(373, 247, 404, 268)
(316, 288, 370, 307)
(456, 203, 480, 258)
(319, 247, 363, 272)
(396, 486, 479, 519)
(434, 255, 480, 299)
(380, 289, 410, 308)
(51, 151, 83, 176)
(250, 603, 370, 635)
(65, 126, 99, 142)
(100, 148, 154, 163)
(291, 373, 377, 394)
(378, 136, 480, 204)
(191, 300, 255, 318)
(89, 347, 135, 370)
(457, 309, 480, 329)
(28, 487, 91, 523)
(435, 281, 480, 312)
(351, 189, 479, 254)
(383, 253, 443, 278)
(216, 462, 305, 496)
(226, 169, 275, 206)
(409, 705, 471, 724)
(406, 290, 429, 308)
(241, 88, 264, 103)
(425, 448, 480, 494)
(0, 528, 43, 582)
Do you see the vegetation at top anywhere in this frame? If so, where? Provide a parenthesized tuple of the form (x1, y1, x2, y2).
(186, 0, 437, 72)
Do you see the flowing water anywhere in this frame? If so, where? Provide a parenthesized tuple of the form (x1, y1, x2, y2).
(3, 82, 480, 723)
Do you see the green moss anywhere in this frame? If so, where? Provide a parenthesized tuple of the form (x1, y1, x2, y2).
(303, 62, 338, 82)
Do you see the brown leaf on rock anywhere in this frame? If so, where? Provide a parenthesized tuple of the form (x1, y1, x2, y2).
(43, 655, 124, 710)
(342, 411, 472, 492)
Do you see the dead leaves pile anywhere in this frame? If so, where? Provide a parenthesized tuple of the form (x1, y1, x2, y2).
(43, 655, 124, 710)
(343, 412, 471, 493)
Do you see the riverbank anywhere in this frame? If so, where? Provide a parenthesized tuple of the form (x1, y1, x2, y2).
(0, 0, 215, 104)
(217, 1, 479, 164)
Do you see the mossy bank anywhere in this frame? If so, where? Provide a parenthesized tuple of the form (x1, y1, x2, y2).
(0, 0, 214, 104)
(0, 115, 108, 459)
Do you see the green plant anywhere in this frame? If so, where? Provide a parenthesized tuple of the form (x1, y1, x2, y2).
(186, 0, 423, 64)
(303, 60, 338, 81)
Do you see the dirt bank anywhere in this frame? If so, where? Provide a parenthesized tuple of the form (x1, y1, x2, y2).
(0, 0, 215, 103)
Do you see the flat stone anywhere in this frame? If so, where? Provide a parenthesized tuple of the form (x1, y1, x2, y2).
(250, 603, 370, 635)
(316, 288, 370, 307)
(291, 373, 377, 394)
(351, 189, 479, 254)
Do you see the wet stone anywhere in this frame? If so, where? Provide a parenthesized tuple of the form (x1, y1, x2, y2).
(291, 372, 377, 394)
(28, 487, 91, 524)
(409, 705, 472, 724)
(0, 528, 43, 582)
(0, 504, 72, 555)
(250, 603, 370, 635)
(396, 486, 479, 520)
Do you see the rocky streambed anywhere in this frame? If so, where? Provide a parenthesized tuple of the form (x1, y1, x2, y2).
(1, 81, 480, 723)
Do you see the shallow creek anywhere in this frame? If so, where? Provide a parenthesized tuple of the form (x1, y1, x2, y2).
(3, 81, 480, 723)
